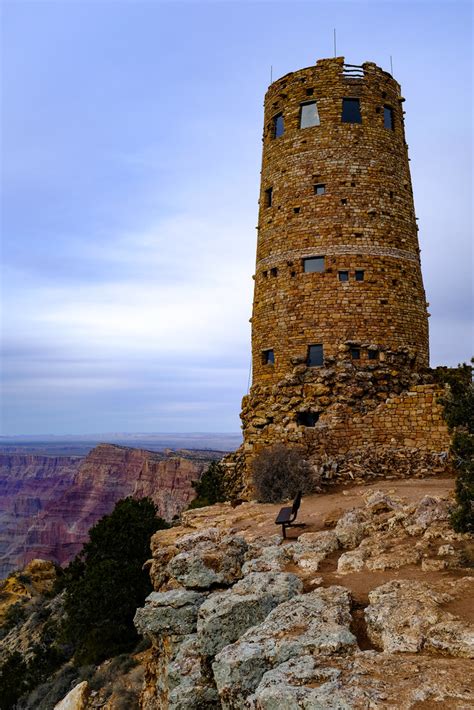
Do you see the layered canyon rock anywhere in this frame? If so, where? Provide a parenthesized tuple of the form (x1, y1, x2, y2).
(0, 444, 210, 577)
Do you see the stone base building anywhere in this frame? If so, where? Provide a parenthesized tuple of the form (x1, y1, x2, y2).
(223, 58, 452, 496)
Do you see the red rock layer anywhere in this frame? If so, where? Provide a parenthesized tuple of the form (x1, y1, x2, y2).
(0, 445, 207, 577)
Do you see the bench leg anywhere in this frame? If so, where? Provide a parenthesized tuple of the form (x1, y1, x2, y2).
(281, 524, 286, 539)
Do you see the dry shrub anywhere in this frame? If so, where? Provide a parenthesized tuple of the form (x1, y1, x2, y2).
(251, 444, 318, 503)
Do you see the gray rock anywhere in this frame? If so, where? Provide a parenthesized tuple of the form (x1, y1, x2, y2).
(212, 586, 356, 709)
(246, 656, 350, 710)
(365, 579, 474, 657)
(197, 572, 303, 656)
(134, 589, 206, 638)
(242, 545, 292, 574)
(167, 534, 248, 589)
(168, 634, 220, 709)
(334, 509, 368, 549)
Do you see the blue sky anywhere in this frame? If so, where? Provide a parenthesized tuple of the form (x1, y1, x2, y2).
(1, 0, 472, 435)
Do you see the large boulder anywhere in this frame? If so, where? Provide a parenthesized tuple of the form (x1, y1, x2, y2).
(365, 579, 474, 657)
(54, 681, 89, 710)
(134, 589, 206, 638)
(334, 509, 368, 549)
(197, 572, 303, 656)
(167, 634, 220, 709)
(212, 586, 356, 709)
(166, 532, 248, 589)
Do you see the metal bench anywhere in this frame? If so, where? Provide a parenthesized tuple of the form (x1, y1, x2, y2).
(275, 491, 306, 539)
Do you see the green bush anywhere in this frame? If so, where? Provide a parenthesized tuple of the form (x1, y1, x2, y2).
(61, 497, 168, 665)
(436, 362, 474, 533)
(188, 461, 228, 509)
(251, 444, 318, 503)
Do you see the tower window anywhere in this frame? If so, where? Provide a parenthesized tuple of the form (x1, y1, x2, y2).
(273, 113, 284, 138)
(314, 183, 325, 195)
(384, 106, 394, 130)
(262, 349, 274, 365)
(338, 271, 349, 282)
(350, 347, 360, 359)
(341, 198, 347, 205)
(293, 207, 300, 214)
(303, 256, 325, 273)
(299, 101, 320, 128)
(307, 344, 324, 367)
(355, 270, 365, 281)
(264, 187, 273, 208)
(297, 411, 319, 427)
(306, 88, 314, 96)
(270, 267, 278, 277)
(368, 350, 379, 360)
(342, 98, 362, 123)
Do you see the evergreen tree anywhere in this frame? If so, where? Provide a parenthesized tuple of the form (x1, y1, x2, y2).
(188, 461, 227, 508)
(62, 497, 168, 664)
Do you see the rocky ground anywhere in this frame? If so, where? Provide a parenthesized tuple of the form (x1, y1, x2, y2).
(129, 477, 473, 709)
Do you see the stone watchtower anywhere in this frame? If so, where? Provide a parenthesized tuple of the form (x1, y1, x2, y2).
(225, 57, 451, 492)
(252, 57, 428, 387)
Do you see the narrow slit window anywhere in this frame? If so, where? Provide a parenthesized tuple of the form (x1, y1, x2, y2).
(350, 347, 360, 360)
(384, 105, 394, 130)
(297, 411, 319, 427)
(262, 349, 274, 365)
(299, 101, 320, 128)
(355, 270, 365, 281)
(342, 98, 362, 123)
(307, 344, 324, 367)
(264, 187, 273, 208)
(273, 113, 284, 138)
(303, 256, 325, 273)
(338, 271, 349, 282)
(314, 183, 325, 195)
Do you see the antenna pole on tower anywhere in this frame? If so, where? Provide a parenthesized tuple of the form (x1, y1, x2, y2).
(270, 65, 273, 83)
(390, 55, 394, 75)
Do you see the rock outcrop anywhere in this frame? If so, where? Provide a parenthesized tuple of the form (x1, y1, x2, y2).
(0, 445, 212, 577)
(134, 479, 474, 709)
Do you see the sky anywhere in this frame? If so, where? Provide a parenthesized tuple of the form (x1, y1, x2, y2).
(1, 0, 472, 435)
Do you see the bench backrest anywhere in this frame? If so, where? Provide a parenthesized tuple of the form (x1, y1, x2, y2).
(291, 491, 302, 516)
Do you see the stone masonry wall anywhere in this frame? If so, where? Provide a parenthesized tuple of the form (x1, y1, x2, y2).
(251, 57, 429, 387)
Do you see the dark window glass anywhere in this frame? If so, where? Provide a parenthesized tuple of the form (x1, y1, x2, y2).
(307, 344, 324, 367)
(297, 411, 319, 427)
(270, 267, 278, 277)
(262, 349, 274, 365)
(338, 271, 349, 282)
(368, 350, 379, 360)
(350, 347, 360, 359)
(273, 113, 284, 138)
(264, 187, 273, 208)
(384, 105, 394, 130)
(355, 270, 365, 281)
(303, 256, 325, 273)
(342, 98, 362, 123)
(314, 183, 325, 195)
(300, 101, 320, 128)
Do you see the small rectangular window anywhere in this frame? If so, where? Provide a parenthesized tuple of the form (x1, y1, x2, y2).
(303, 256, 325, 273)
(384, 105, 394, 130)
(350, 347, 360, 359)
(297, 411, 319, 427)
(270, 267, 278, 277)
(262, 349, 274, 365)
(355, 270, 364, 281)
(342, 98, 362, 123)
(307, 344, 324, 367)
(264, 187, 273, 208)
(314, 183, 325, 195)
(299, 101, 320, 128)
(368, 350, 379, 360)
(338, 271, 349, 282)
(273, 113, 284, 138)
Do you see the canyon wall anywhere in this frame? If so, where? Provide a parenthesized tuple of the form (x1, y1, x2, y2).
(0, 444, 210, 578)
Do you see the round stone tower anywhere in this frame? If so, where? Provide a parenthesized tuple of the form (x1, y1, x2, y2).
(251, 57, 429, 387)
